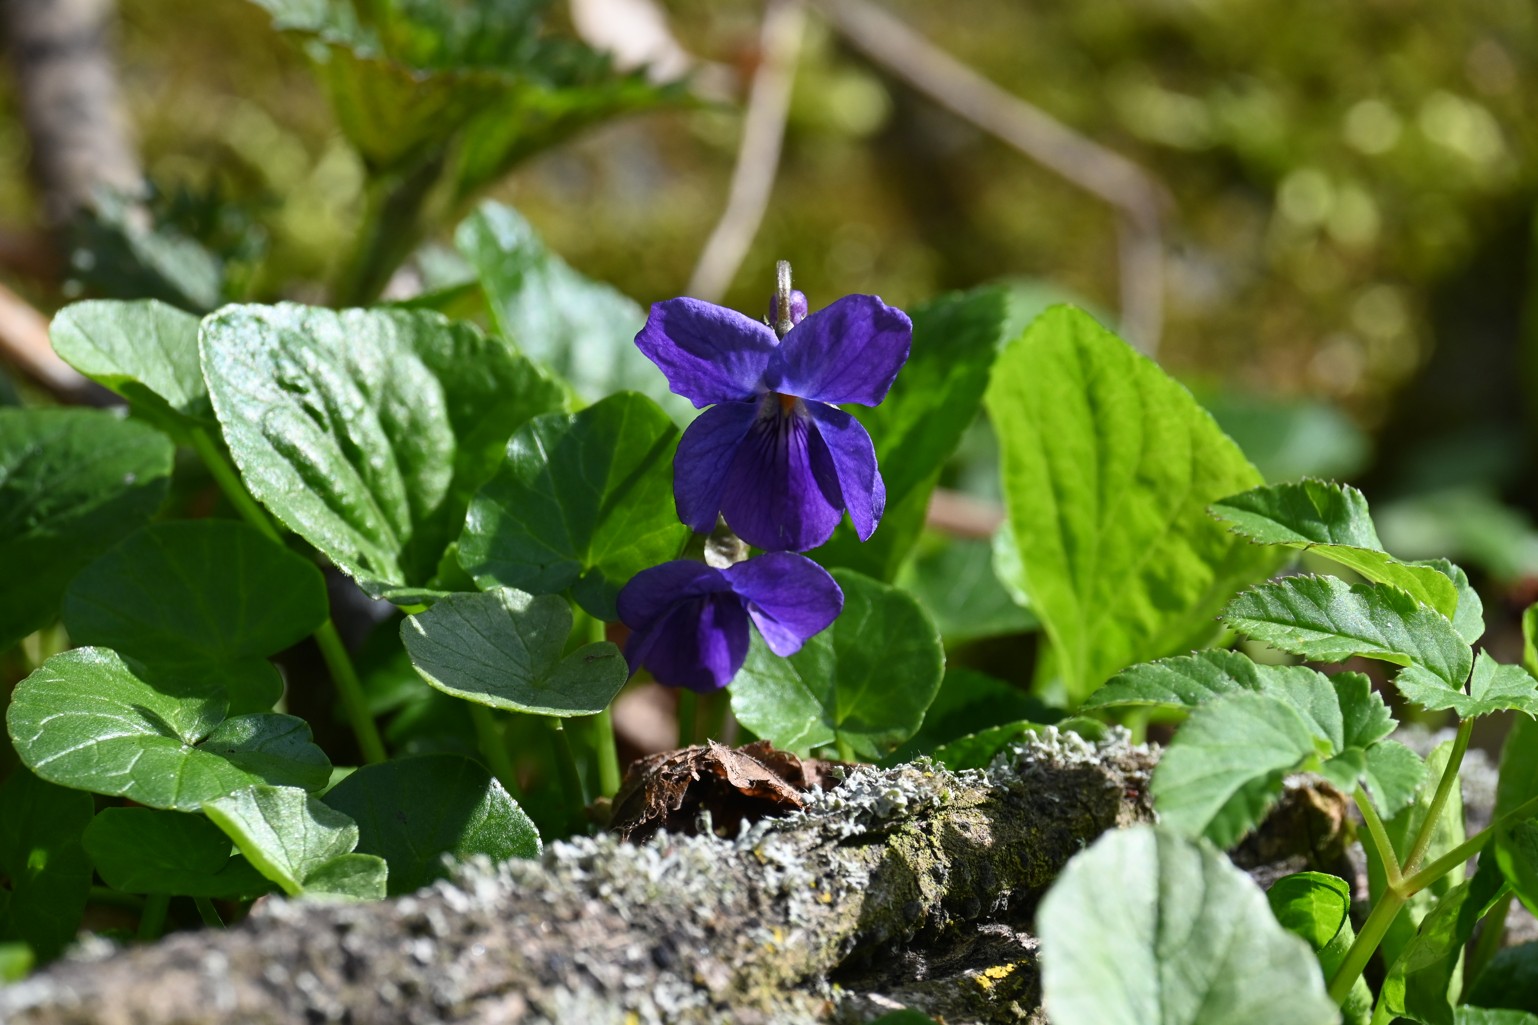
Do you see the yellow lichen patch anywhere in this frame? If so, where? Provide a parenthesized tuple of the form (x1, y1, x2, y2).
(973, 963, 1020, 990)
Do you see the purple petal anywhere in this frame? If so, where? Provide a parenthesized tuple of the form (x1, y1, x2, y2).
(673, 401, 760, 533)
(635, 298, 778, 408)
(719, 402, 843, 552)
(624, 594, 751, 692)
(766, 295, 912, 406)
(617, 560, 731, 632)
(806, 403, 885, 541)
(725, 553, 843, 656)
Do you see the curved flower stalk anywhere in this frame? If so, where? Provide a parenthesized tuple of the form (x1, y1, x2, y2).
(634, 286, 912, 552)
(617, 553, 843, 692)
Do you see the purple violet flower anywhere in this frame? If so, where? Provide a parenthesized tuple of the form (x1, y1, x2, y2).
(617, 553, 843, 692)
(635, 292, 912, 552)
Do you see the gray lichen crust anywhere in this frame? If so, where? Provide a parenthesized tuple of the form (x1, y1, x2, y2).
(0, 731, 1157, 1025)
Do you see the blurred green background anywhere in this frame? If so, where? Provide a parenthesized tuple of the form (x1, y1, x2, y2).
(4, 0, 1538, 602)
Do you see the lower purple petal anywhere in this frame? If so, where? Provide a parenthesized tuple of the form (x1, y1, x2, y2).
(725, 553, 843, 657)
(673, 401, 760, 533)
(806, 403, 885, 541)
(719, 401, 843, 552)
(625, 595, 751, 692)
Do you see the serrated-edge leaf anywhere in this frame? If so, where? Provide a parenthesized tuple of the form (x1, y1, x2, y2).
(1396, 652, 1538, 719)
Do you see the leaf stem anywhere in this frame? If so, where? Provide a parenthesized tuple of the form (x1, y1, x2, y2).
(1402, 792, 1538, 894)
(1403, 716, 1474, 877)
(188, 427, 280, 543)
(677, 689, 697, 748)
(314, 618, 387, 764)
(137, 893, 170, 941)
(548, 719, 591, 828)
(193, 897, 224, 928)
(88, 886, 144, 910)
(1354, 786, 1401, 887)
(1328, 886, 1406, 1005)
(469, 704, 523, 801)
(594, 705, 621, 798)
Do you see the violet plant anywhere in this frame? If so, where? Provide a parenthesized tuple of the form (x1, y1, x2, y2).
(4, 201, 1538, 1025)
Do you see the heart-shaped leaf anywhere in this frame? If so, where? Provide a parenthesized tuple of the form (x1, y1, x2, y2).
(0, 408, 174, 650)
(459, 392, 687, 620)
(0, 769, 93, 962)
(1038, 825, 1339, 1025)
(1224, 575, 1471, 689)
(203, 784, 386, 901)
(62, 520, 328, 713)
(50, 299, 211, 429)
(402, 588, 627, 717)
(730, 569, 944, 759)
(7, 648, 331, 810)
(324, 754, 539, 895)
(83, 807, 272, 898)
(986, 306, 1278, 702)
(201, 303, 562, 592)
(1212, 480, 1459, 619)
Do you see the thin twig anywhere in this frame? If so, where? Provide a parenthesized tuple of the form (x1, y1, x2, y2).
(809, 0, 1170, 354)
(685, 0, 806, 302)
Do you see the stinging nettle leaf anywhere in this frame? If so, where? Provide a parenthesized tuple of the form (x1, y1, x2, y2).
(731, 569, 944, 760)
(203, 784, 386, 901)
(324, 754, 539, 895)
(1212, 480, 1459, 620)
(1038, 825, 1340, 1025)
(201, 302, 563, 592)
(7, 648, 331, 810)
(1224, 575, 1472, 689)
(62, 520, 329, 714)
(986, 305, 1279, 702)
(0, 408, 174, 651)
(1396, 651, 1538, 719)
(402, 588, 627, 717)
(50, 299, 211, 428)
(458, 392, 687, 621)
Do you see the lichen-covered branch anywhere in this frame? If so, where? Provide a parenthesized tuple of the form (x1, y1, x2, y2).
(0, 732, 1155, 1025)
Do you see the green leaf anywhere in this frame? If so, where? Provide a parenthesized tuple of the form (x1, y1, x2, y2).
(0, 944, 32, 983)
(1397, 652, 1538, 718)
(1464, 944, 1538, 1015)
(1212, 480, 1459, 619)
(7, 648, 331, 810)
(1380, 872, 1508, 1025)
(1038, 824, 1339, 1025)
(1268, 873, 1372, 1025)
(731, 570, 944, 759)
(82, 807, 273, 898)
(456, 202, 693, 424)
(62, 521, 329, 714)
(1417, 559, 1484, 645)
(201, 303, 562, 591)
(0, 769, 93, 962)
(1495, 821, 1538, 919)
(1224, 575, 1472, 689)
(815, 287, 1006, 580)
(0, 408, 174, 650)
(1364, 740, 1429, 819)
(1456, 1009, 1538, 1025)
(1524, 603, 1538, 677)
(894, 533, 1036, 644)
(202, 784, 386, 901)
(401, 588, 626, 717)
(986, 305, 1277, 702)
(323, 753, 539, 895)
(886, 667, 1053, 764)
(50, 299, 211, 428)
(458, 392, 687, 620)
(930, 719, 1105, 772)
(1151, 692, 1323, 847)
(1498, 714, 1538, 821)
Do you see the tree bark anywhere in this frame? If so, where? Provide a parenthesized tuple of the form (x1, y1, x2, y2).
(0, 733, 1161, 1024)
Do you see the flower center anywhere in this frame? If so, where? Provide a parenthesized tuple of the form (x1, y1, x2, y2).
(776, 392, 798, 413)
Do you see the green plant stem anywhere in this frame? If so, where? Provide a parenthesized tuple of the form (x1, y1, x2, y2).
(314, 618, 387, 765)
(677, 689, 697, 748)
(137, 894, 170, 942)
(548, 718, 591, 821)
(1403, 716, 1474, 877)
(470, 704, 523, 800)
(594, 705, 621, 798)
(88, 886, 144, 910)
(836, 735, 855, 762)
(697, 690, 729, 743)
(1329, 887, 1407, 1005)
(1354, 786, 1401, 886)
(191, 427, 387, 763)
(193, 897, 224, 928)
(188, 427, 281, 542)
(1403, 792, 1538, 893)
